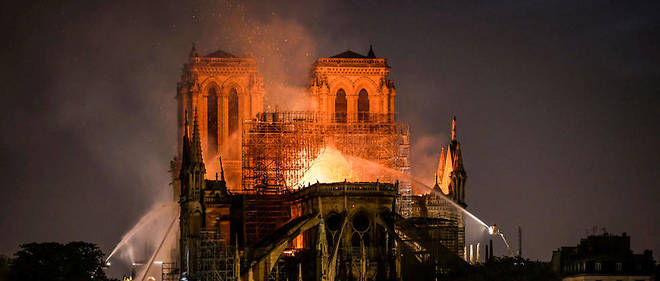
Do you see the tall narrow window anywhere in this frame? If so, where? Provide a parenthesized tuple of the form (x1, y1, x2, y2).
(335, 89, 347, 123)
(357, 89, 369, 122)
(228, 88, 239, 136)
(207, 88, 218, 157)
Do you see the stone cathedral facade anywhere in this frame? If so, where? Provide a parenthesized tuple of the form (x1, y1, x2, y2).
(171, 45, 469, 281)
(176, 45, 265, 191)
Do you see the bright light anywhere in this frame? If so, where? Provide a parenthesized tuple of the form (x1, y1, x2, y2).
(282, 249, 297, 256)
(298, 146, 385, 187)
(153, 261, 163, 265)
(488, 225, 498, 235)
(106, 261, 111, 266)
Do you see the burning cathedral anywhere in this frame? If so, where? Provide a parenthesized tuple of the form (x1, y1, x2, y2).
(169, 45, 469, 281)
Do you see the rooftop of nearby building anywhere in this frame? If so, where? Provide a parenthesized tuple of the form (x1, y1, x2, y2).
(551, 232, 655, 277)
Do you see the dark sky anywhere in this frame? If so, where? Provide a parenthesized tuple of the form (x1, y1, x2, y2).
(1, 0, 659, 267)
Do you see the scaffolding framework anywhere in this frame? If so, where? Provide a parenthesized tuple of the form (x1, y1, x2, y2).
(244, 194, 292, 246)
(241, 112, 325, 194)
(197, 231, 237, 281)
(161, 262, 179, 281)
(241, 111, 412, 214)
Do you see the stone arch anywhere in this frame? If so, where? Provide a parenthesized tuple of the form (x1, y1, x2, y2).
(328, 77, 353, 113)
(220, 77, 246, 97)
(206, 85, 220, 157)
(227, 88, 239, 136)
(353, 77, 380, 115)
(334, 88, 347, 123)
(351, 209, 371, 233)
(328, 76, 354, 96)
(352, 77, 379, 96)
(194, 79, 222, 161)
(199, 78, 222, 99)
(357, 89, 369, 122)
(326, 212, 343, 232)
(351, 231, 362, 247)
(221, 77, 247, 139)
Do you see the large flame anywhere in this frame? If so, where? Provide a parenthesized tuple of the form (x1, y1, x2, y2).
(298, 145, 387, 186)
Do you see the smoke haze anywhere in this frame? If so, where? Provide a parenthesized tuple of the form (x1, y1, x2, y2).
(1, 1, 659, 277)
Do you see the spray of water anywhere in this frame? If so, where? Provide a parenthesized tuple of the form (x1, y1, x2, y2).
(137, 213, 178, 281)
(316, 147, 489, 228)
(105, 202, 178, 262)
(302, 146, 520, 256)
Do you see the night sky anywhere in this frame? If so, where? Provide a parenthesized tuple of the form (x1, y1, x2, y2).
(1, 0, 659, 268)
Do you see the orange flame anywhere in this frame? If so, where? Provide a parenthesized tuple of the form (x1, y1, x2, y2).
(298, 145, 390, 186)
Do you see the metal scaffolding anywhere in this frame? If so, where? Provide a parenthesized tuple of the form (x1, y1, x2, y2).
(197, 231, 237, 281)
(241, 112, 325, 194)
(244, 194, 292, 246)
(241, 111, 412, 214)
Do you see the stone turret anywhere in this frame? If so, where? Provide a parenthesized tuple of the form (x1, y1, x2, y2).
(178, 109, 207, 278)
(436, 116, 467, 206)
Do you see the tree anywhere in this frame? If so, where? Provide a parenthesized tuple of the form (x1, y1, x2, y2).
(8, 242, 113, 281)
(0, 254, 9, 281)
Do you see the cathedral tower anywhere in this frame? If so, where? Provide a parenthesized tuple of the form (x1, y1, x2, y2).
(177, 44, 265, 189)
(308, 46, 396, 122)
(306, 46, 412, 216)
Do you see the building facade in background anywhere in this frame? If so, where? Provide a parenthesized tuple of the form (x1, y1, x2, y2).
(551, 232, 655, 281)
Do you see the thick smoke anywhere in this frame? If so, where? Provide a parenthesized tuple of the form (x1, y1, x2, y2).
(100, 1, 325, 276)
(196, 1, 319, 111)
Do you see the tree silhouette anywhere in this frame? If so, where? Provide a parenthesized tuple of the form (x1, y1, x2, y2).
(8, 242, 114, 281)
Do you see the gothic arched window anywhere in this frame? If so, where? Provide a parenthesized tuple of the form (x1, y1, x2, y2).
(335, 89, 347, 123)
(228, 88, 239, 136)
(207, 87, 218, 156)
(357, 89, 369, 122)
(351, 232, 361, 247)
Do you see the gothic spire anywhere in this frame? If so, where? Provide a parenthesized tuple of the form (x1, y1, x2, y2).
(437, 147, 446, 184)
(316, 196, 329, 280)
(367, 44, 376, 58)
(219, 156, 225, 182)
(184, 110, 190, 140)
(191, 108, 204, 167)
(454, 141, 465, 172)
(189, 42, 199, 59)
(179, 111, 192, 181)
(451, 116, 457, 142)
(234, 233, 240, 280)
